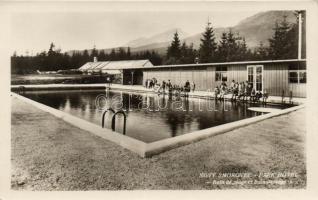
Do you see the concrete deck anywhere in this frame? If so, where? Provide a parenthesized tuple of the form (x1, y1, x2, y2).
(11, 95, 306, 190)
(11, 83, 306, 105)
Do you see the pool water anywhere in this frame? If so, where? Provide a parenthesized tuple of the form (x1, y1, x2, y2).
(21, 89, 290, 143)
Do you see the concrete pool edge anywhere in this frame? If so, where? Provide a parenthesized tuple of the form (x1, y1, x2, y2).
(144, 104, 305, 157)
(11, 92, 148, 157)
(11, 92, 305, 158)
(11, 84, 306, 105)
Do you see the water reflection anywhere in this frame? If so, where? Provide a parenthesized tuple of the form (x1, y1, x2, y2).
(21, 90, 288, 143)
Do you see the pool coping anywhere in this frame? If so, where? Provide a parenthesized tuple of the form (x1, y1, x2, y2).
(11, 83, 306, 105)
(11, 92, 305, 158)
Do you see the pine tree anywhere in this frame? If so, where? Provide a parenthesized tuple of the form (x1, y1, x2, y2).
(47, 42, 58, 70)
(268, 16, 291, 59)
(226, 29, 238, 61)
(82, 49, 90, 63)
(91, 45, 98, 59)
(217, 32, 228, 61)
(188, 44, 198, 64)
(149, 50, 163, 65)
(110, 49, 116, 60)
(179, 42, 188, 63)
(255, 41, 269, 60)
(166, 31, 181, 60)
(199, 21, 217, 63)
(237, 37, 248, 61)
(179, 42, 197, 64)
(127, 47, 131, 59)
(118, 48, 126, 60)
(48, 42, 55, 56)
(98, 50, 107, 61)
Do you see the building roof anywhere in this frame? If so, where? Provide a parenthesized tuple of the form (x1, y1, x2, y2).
(79, 59, 306, 71)
(140, 59, 306, 70)
(78, 59, 153, 71)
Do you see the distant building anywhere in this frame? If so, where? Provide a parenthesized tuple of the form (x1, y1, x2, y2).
(78, 59, 153, 85)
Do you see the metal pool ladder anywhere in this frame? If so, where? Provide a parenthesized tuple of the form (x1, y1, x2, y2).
(102, 108, 115, 128)
(101, 108, 127, 135)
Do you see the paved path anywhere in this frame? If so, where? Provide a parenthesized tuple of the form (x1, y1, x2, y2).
(11, 96, 306, 190)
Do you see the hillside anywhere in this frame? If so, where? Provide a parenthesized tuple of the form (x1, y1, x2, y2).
(66, 10, 298, 56)
(182, 10, 297, 49)
(126, 28, 189, 48)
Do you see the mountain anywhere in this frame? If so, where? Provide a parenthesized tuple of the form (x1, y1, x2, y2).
(147, 10, 298, 52)
(182, 10, 297, 49)
(66, 10, 298, 56)
(226, 10, 297, 47)
(126, 28, 189, 48)
(66, 43, 169, 57)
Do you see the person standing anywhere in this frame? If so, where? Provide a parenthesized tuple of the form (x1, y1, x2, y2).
(146, 79, 149, 88)
(214, 86, 220, 100)
(232, 82, 239, 101)
(246, 83, 252, 101)
(238, 82, 243, 100)
(184, 80, 190, 97)
(162, 80, 166, 93)
(191, 81, 196, 93)
(230, 80, 235, 92)
(167, 80, 172, 96)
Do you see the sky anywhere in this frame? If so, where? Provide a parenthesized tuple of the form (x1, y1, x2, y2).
(10, 10, 262, 55)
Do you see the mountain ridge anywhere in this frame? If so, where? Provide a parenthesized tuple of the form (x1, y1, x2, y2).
(66, 10, 298, 56)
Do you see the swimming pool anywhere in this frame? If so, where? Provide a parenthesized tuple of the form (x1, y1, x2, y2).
(20, 89, 292, 143)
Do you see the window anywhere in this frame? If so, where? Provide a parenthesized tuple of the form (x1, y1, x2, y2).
(215, 66, 228, 82)
(247, 67, 253, 85)
(288, 63, 306, 84)
(289, 71, 299, 83)
(299, 71, 307, 83)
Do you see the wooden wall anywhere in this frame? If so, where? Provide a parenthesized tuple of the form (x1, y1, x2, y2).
(144, 65, 247, 91)
(212, 65, 247, 89)
(263, 64, 289, 96)
(289, 84, 306, 97)
(144, 67, 209, 90)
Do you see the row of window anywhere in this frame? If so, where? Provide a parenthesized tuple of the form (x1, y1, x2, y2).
(288, 63, 307, 84)
(289, 70, 306, 83)
(214, 65, 306, 84)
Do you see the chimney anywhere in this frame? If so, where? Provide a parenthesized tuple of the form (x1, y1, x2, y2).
(93, 57, 98, 62)
(298, 11, 302, 60)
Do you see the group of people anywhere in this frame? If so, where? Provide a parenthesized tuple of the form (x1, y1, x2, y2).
(145, 78, 268, 103)
(145, 78, 157, 89)
(145, 78, 196, 97)
(214, 80, 268, 103)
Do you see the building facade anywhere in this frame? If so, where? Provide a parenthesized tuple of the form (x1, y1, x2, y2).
(79, 59, 306, 97)
(142, 60, 306, 97)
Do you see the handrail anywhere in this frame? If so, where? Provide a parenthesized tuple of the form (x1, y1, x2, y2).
(111, 110, 127, 135)
(101, 108, 115, 128)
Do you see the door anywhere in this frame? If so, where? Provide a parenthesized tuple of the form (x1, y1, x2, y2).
(247, 65, 263, 92)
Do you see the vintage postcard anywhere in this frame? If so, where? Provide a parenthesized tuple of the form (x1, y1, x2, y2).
(1, 0, 318, 199)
